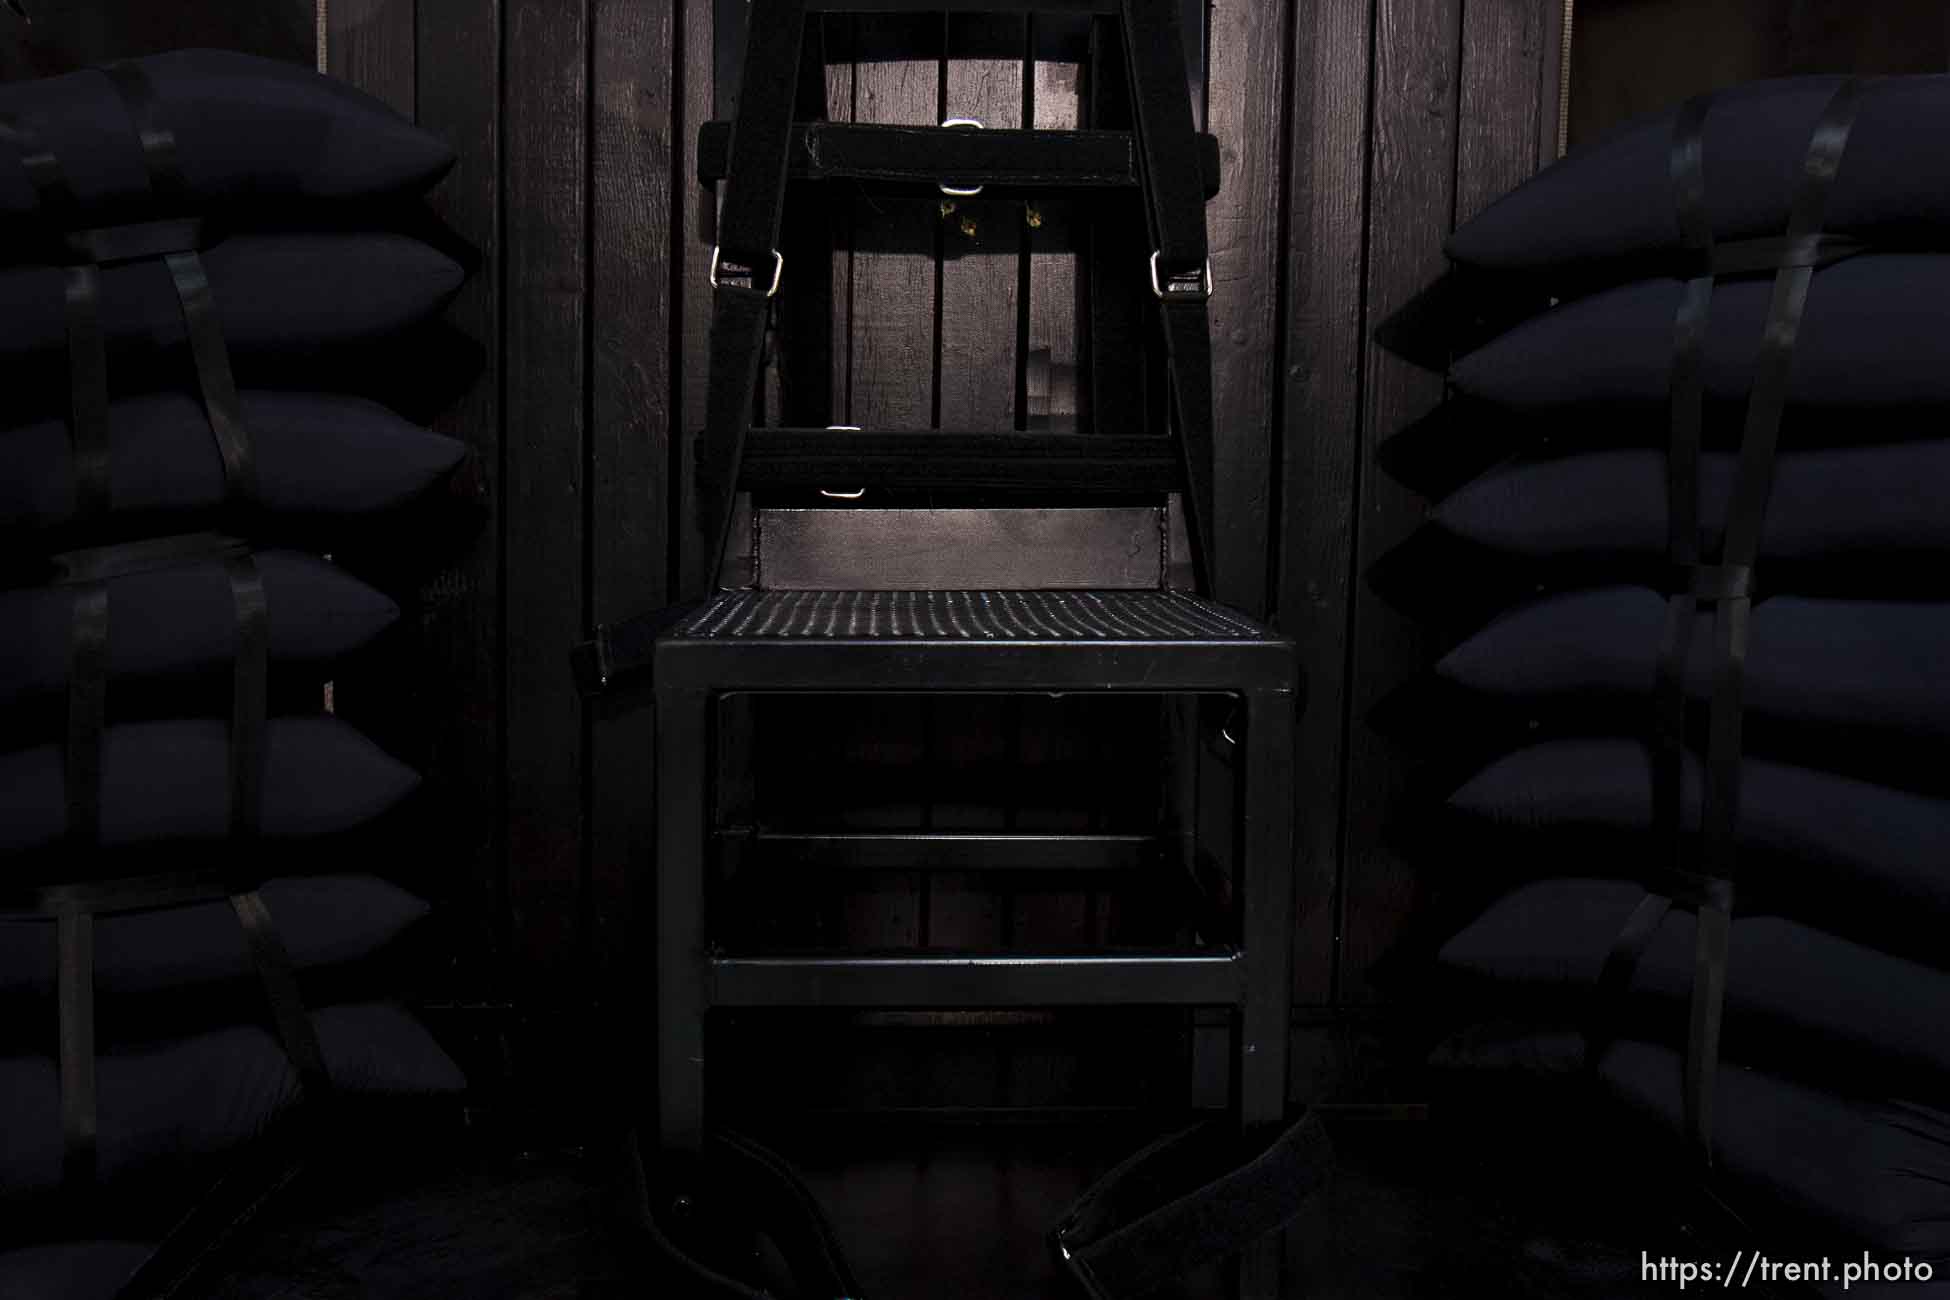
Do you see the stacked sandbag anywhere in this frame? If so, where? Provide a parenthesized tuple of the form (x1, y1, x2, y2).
(1378, 74, 1950, 1286)
(0, 49, 471, 1295)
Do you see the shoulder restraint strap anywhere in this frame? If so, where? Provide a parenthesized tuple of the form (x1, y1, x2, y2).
(698, 0, 806, 589)
(1121, 0, 1215, 594)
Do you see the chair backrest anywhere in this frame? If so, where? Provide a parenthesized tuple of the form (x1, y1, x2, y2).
(700, 0, 1218, 597)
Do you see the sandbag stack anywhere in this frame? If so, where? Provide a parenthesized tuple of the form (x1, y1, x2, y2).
(0, 50, 472, 1297)
(1379, 75, 1950, 1286)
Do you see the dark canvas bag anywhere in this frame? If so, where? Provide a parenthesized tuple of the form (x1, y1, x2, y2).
(0, 49, 454, 237)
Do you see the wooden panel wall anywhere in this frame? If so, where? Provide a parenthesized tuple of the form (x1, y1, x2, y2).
(321, 0, 1564, 1115)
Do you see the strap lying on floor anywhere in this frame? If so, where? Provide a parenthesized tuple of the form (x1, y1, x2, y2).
(631, 1115, 1331, 1300)
(629, 1128, 863, 1300)
(1055, 1113, 1333, 1300)
(1585, 78, 1865, 1162)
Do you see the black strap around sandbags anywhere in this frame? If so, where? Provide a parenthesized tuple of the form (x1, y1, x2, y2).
(6, 63, 257, 530)
(48, 535, 332, 1193)
(1054, 1114, 1333, 1300)
(100, 59, 257, 508)
(1585, 79, 1864, 1162)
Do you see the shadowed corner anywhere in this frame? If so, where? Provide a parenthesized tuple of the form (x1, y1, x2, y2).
(1375, 392, 1552, 501)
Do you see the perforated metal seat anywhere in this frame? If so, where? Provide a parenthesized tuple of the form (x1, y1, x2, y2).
(679, 588, 1276, 642)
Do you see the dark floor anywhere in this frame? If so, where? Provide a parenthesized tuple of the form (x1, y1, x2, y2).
(194, 1110, 1747, 1299)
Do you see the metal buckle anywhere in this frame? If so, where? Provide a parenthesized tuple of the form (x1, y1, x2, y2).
(1149, 249, 1213, 301)
(939, 118, 984, 197)
(820, 426, 864, 499)
(709, 244, 783, 298)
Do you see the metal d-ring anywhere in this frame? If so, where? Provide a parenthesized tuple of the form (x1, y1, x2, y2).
(939, 118, 984, 197)
(709, 244, 784, 298)
(821, 426, 864, 499)
(1149, 249, 1213, 301)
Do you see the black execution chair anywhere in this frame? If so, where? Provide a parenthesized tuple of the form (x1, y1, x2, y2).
(574, 2, 1327, 1295)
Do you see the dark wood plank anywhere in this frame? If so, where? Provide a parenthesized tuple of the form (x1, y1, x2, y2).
(1338, 0, 1462, 1006)
(411, 0, 507, 1001)
(1278, 0, 1372, 1035)
(1539, 0, 1570, 165)
(1026, 15, 1088, 432)
(679, 0, 720, 596)
(938, 14, 1025, 431)
(326, 0, 415, 116)
(846, 13, 940, 429)
(2, 0, 315, 81)
(588, 0, 675, 981)
(1203, 0, 1281, 615)
(1457, 0, 1549, 224)
(502, 0, 588, 991)
(834, 17, 940, 952)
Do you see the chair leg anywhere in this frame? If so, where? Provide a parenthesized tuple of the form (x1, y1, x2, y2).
(657, 686, 712, 1154)
(1236, 687, 1297, 1299)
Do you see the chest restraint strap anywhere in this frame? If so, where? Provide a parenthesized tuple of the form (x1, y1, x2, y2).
(1584, 78, 1864, 1163)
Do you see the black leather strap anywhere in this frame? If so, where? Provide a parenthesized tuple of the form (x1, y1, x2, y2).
(64, 582, 109, 850)
(218, 553, 333, 1095)
(1680, 75, 1863, 1156)
(1120, 0, 1216, 593)
(1054, 1113, 1332, 1299)
(630, 1128, 863, 1300)
(1084, 14, 1151, 442)
(698, 0, 806, 586)
(228, 887, 334, 1101)
(63, 264, 113, 522)
(56, 905, 97, 1192)
(226, 555, 268, 840)
(63, 216, 208, 266)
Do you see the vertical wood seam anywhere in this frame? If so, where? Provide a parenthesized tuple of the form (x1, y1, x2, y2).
(1329, 0, 1382, 1011)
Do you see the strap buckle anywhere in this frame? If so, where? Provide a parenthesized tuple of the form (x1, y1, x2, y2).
(820, 426, 865, 499)
(939, 118, 984, 197)
(1149, 250, 1212, 301)
(709, 244, 783, 298)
